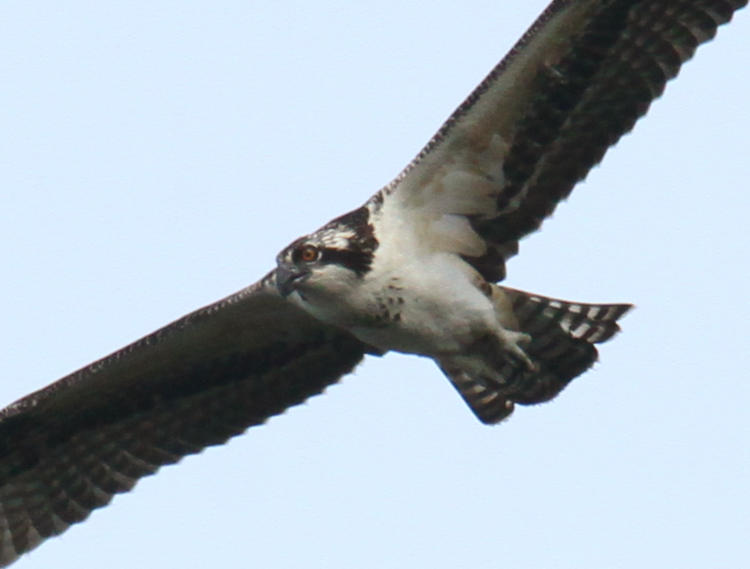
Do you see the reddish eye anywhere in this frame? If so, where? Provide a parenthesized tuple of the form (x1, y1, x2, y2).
(299, 245, 319, 262)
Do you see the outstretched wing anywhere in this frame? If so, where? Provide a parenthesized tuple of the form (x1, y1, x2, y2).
(377, 0, 746, 281)
(0, 273, 366, 566)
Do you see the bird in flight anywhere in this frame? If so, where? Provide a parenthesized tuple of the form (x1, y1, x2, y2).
(0, 0, 746, 566)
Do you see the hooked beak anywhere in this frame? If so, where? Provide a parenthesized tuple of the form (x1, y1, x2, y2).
(275, 264, 309, 297)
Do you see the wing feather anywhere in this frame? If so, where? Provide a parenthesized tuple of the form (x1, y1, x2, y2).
(379, 0, 746, 281)
(0, 273, 366, 566)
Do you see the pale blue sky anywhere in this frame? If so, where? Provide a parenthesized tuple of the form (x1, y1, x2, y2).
(1, 2, 748, 568)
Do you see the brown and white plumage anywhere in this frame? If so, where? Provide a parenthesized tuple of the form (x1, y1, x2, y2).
(0, 277, 366, 564)
(443, 286, 632, 424)
(0, 1, 746, 566)
(385, 0, 747, 282)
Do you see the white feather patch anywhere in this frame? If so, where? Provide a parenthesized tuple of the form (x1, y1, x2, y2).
(429, 214, 486, 256)
(432, 170, 498, 215)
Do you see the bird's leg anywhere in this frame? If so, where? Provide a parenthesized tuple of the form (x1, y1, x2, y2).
(494, 328, 537, 373)
(460, 329, 536, 379)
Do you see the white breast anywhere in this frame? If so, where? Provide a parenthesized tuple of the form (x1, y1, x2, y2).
(347, 245, 496, 358)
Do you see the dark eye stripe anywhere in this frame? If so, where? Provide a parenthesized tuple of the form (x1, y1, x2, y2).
(320, 247, 373, 277)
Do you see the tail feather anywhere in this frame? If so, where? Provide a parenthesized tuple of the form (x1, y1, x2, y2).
(441, 366, 516, 424)
(441, 286, 632, 424)
(502, 286, 632, 404)
(510, 289, 631, 344)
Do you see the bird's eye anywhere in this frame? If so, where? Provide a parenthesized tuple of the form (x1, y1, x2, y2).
(298, 244, 320, 263)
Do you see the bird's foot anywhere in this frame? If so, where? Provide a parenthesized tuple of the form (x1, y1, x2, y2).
(497, 328, 537, 372)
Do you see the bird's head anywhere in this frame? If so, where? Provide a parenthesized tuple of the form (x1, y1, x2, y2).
(275, 206, 378, 299)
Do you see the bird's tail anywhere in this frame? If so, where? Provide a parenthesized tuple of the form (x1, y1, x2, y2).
(442, 286, 632, 424)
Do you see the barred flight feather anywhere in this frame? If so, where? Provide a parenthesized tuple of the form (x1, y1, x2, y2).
(444, 287, 632, 424)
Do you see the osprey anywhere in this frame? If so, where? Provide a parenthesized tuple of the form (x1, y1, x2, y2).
(0, 0, 745, 566)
